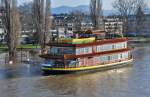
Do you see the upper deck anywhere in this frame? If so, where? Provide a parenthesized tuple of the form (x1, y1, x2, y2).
(40, 29, 132, 59)
(40, 37, 130, 59)
(47, 37, 128, 48)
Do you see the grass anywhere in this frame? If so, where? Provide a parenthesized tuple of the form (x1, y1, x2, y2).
(0, 44, 7, 49)
(0, 44, 40, 50)
(128, 37, 150, 42)
(18, 44, 40, 49)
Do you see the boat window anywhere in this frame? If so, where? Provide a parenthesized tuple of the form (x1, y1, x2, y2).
(55, 61, 65, 68)
(76, 47, 92, 55)
(68, 60, 79, 67)
(45, 59, 54, 64)
(49, 47, 75, 55)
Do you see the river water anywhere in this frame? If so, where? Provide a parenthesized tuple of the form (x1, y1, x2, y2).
(0, 45, 150, 97)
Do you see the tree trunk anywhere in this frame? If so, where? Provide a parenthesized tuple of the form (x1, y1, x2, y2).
(90, 0, 103, 30)
(1, 0, 21, 63)
(33, 0, 51, 54)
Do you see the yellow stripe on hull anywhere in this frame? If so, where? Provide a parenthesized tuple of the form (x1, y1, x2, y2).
(42, 58, 133, 72)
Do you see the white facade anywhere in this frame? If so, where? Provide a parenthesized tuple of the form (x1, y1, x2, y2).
(104, 17, 123, 33)
(0, 18, 5, 42)
(76, 47, 93, 55)
(96, 42, 127, 52)
(76, 42, 127, 55)
(0, 28, 4, 34)
(96, 51, 130, 63)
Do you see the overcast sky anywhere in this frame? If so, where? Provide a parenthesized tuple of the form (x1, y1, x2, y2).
(19, 0, 150, 10)
(51, 0, 114, 10)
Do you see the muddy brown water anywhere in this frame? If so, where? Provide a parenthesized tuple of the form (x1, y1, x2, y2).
(0, 45, 150, 97)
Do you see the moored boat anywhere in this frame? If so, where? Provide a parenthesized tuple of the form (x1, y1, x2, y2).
(40, 31, 133, 74)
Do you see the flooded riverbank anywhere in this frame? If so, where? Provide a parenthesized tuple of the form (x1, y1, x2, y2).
(0, 44, 150, 97)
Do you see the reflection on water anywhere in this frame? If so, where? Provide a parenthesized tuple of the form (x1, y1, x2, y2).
(1, 46, 150, 97)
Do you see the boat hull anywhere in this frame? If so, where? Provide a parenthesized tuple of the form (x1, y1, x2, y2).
(42, 58, 133, 74)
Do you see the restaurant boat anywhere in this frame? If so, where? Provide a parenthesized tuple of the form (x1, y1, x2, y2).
(40, 31, 133, 74)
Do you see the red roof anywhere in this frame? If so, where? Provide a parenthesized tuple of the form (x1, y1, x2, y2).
(92, 30, 106, 35)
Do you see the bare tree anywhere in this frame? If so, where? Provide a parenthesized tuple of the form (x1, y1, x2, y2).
(90, 0, 103, 30)
(71, 10, 84, 32)
(1, 0, 21, 63)
(32, 0, 51, 53)
(19, 2, 34, 39)
(45, 0, 52, 43)
(136, 6, 145, 33)
(113, 0, 145, 33)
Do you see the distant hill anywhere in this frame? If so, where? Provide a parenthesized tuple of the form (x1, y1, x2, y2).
(52, 5, 89, 14)
(52, 5, 117, 16)
(19, 4, 150, 16)
(144, 8, 150, 15)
